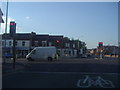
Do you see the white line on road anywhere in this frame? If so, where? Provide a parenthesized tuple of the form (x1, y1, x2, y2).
(20, 71, 120, 75)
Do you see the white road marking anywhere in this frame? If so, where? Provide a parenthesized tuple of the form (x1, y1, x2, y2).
(3, 71, 118, 88)
(20, 71, 120, 75)
(77, 75, 115, 88)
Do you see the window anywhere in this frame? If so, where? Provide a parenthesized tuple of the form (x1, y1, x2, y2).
(0, 41, 2, 46)
(31, 50, 36, 54)
(9, 41, 12, 46)
(69, 51, 71, 55)
(34, 41, 38, 47)
(15, 41, 17, 46)
(22, 41, 25, 46)
(49, 42, 52, 46)
(73, 44, 75, 48)
(65, 43, 70, 48)
(2, 41, 4, 46)
(42, 41, 47, 47)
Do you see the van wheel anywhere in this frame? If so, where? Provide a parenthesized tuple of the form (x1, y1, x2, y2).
(48, 57, 52, 61)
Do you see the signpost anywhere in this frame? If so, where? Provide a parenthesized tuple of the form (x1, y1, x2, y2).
(10, 21, 16, 69)
(3, 0, 8, 65)
(98, 42, 103, 59)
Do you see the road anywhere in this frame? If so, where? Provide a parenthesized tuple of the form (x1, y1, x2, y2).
(3, 72, 119, 88)
(20, 57, 119, 73)
(2, 57, 120, 88)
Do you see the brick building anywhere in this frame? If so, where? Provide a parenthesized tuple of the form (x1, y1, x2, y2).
(1, 32, 81, 58)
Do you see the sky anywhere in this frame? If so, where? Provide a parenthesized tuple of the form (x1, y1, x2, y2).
(0, 2, 118, 49)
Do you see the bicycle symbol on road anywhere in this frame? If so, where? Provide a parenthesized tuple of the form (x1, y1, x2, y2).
(77, 75, 115, 88)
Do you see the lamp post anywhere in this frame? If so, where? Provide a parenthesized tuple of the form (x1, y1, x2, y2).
(4, 0, 8, 64)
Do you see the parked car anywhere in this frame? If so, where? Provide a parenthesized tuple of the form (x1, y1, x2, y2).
(3, 53, 13, 58)
(81, 54, 87, 58)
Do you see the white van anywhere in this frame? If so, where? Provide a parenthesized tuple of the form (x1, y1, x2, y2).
(26, 47, 58, 61)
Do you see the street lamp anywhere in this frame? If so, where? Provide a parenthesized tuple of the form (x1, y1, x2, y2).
(4, 0, 8, 64)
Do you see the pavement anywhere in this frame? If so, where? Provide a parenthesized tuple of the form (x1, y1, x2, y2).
(2, 58, 25, 75)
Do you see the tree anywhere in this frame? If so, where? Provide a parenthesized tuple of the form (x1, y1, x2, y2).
(104, 49, 110, 55)
(63, 37, 70, 41)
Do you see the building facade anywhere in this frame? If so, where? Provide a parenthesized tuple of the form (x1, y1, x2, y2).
(1, 32, 82, 58)
(89, 45, 119, 58)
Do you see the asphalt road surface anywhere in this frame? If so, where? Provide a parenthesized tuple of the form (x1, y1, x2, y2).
(22, 57, 119, 73)
(2, 57, 120, 88)
(3, 72, 120, 88)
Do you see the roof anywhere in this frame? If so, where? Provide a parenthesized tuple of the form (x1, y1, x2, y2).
(49, 35, 63, 40)
(0, 8, 3, 16)
(0, 16, 4, 23)
(35, 34, 49, 40)
(2, 33, 31, 40)
(1, 33, 64, 41)
(0, 8, 4, 23)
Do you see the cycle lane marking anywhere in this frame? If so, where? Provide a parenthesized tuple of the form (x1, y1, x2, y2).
(20, 71, 118, 88)
(76, 75, 115, 88)
(3, 71, 119, 88)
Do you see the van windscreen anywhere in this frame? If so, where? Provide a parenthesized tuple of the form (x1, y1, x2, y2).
(31, 50, 36, 54)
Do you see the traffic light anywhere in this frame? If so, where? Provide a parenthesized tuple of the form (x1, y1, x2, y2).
(56, 40, 60, 43)
(98, 42, 103, 47)
(10, 21, 16, 37)
(56, 40, 60, 46)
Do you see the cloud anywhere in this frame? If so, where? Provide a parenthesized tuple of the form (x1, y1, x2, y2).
(25, 16, 30, 19)
(0, 16, 15, 34)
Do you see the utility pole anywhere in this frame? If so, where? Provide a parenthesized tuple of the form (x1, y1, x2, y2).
(4, 0, 9, 64)
(12, 35, 16, 69)
(77, 39, 80, 57)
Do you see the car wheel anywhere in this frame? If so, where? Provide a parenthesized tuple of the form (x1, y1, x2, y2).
(48, 57, 52, 61)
